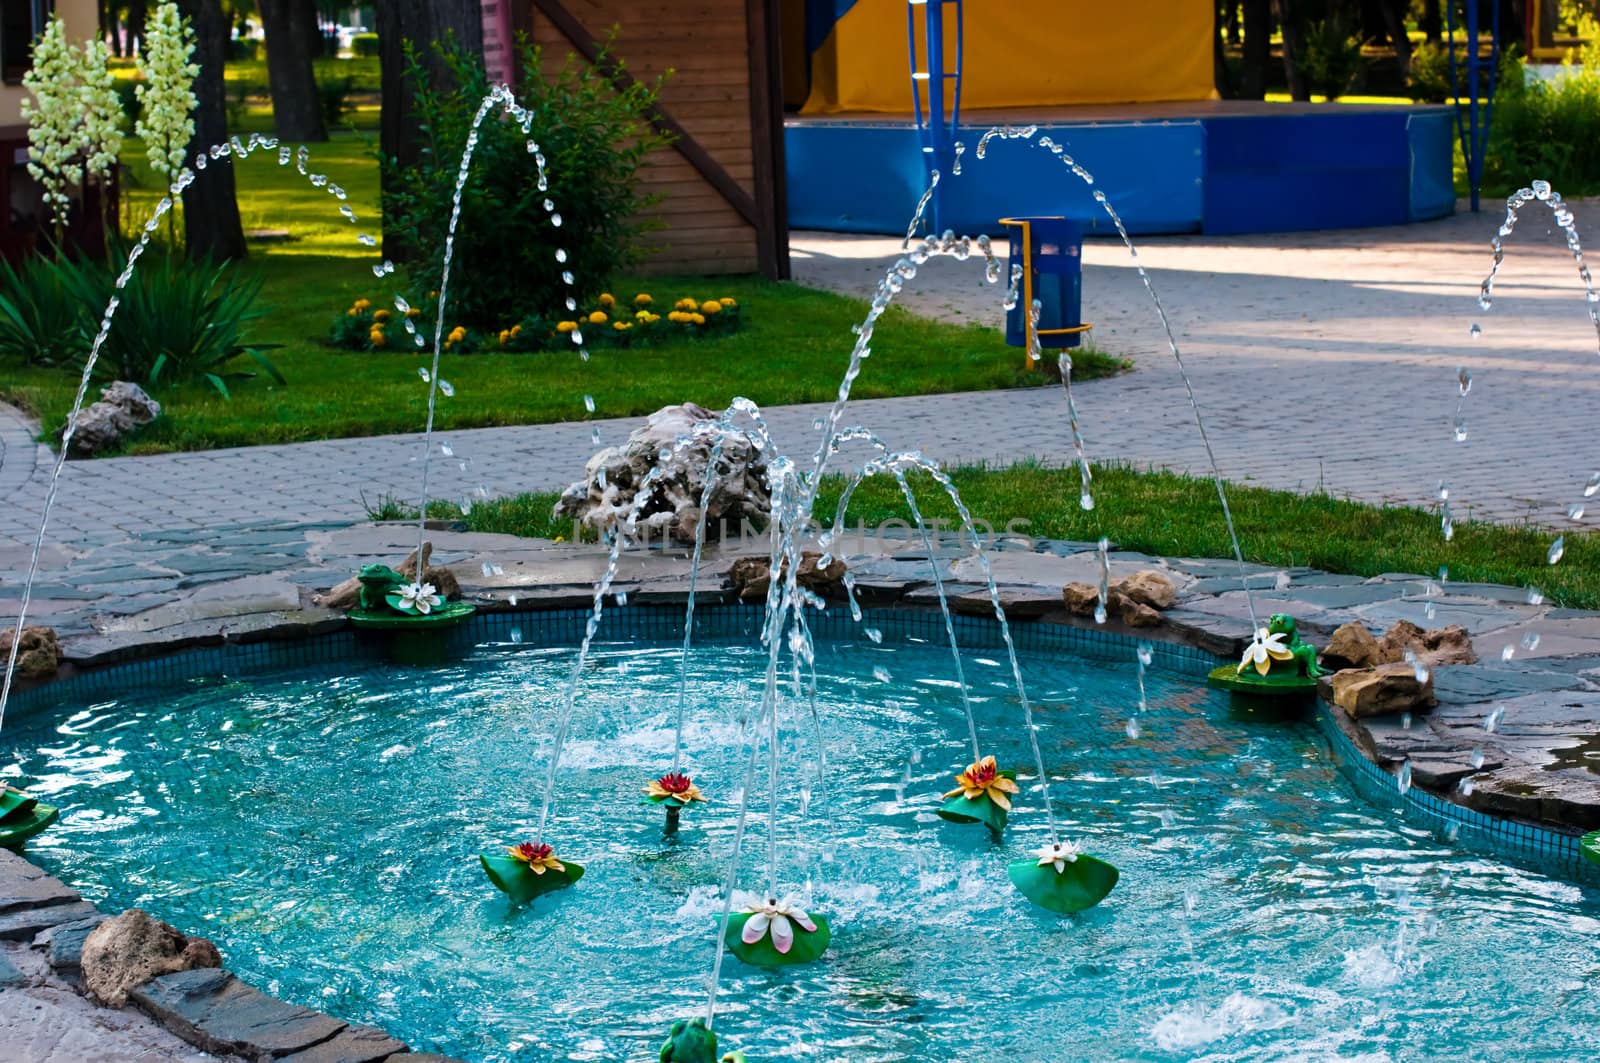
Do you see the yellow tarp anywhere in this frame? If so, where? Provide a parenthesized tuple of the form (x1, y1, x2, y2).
(802, 0, 1216, 114)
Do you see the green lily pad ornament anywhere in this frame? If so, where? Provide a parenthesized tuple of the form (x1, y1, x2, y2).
(659, 1017, 749, 1062)
(0, 785, 57, 850)
(480, 842, 584, 904)
(936, 755, 1019, 834)
(1207, 614, 1323, 714)
(1581, 830, 1600, 869)
(643, 772, 707, 833)
(721, 894, 830, 966)
(1007, 839, 1119, 914)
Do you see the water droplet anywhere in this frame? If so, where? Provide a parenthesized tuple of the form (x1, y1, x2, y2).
(571, 329, 583, 345)
(418, 368, 430, 382)
(1548, 536, 1566, 564)
(1532, 179, 1553, 200)
(1485, 706, 1504, 732)
(1125, 718, 1142, 739)
(555, 248, 567, 263)
(1093, 603, 1108, 624)
(1401, 712, 1413, 730)
(438, 380, 454, 397)
(1521, 631, 1541, 651)
(872, 667, 892, 683)
(371, 263, 386, 278)
(1453, 416, 1467, 442)
(1571, 503, 1587, 521)
(1458, 777, 1476, 796)
(1457, 367, 1472, 395)
(509, 628, 524, 644)
(440, 442, 453, 457)
(357, 233, 375, 247)
(1527, 586, 1545, 605)
(582, 395, 595, 413)
(1080, 491, 1094, 511)
(1470, 747, 1485, 769)
(1137, 643, 1154, 666)
(1397, 761, 1412, 795)
(1501, 644, 1516, 661)
(551, 213, 563, 227)
(562, 271, 575, 285)
(1587, 472, 1600, 498)
(865, 627, 883, 644)
(1468, 322, 1482, 338)
(544, 198, 555, 212)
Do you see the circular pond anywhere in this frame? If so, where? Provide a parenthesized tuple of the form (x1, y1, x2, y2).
(9, 620, 1599, 1060)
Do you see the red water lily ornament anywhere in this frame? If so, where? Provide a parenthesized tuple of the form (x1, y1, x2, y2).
(645, 771, 707, 805)
(506, 841, 566, 875)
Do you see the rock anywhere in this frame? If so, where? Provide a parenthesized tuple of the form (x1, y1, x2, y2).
(130, 968, 347, 1060)
(315, 541, 460, 609)
(1116, 595, 1164, 627)
(68, 381, 160, 457)
(554, 403, 772, 545)
(1321, 663, 1437, 719)
(1062, 583, 1099, 616)
(727, 552, 846, 601)
(0, 625, 60, 679)
(81, 909, 222, 1007)
(1376, 619, 1477, 666)
(1421, 624, 1477, 665)
(1322, 621, 1384, 670)
(1113, 570, 1176, 610)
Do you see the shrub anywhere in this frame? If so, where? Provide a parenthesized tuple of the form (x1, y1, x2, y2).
(351, 33, 379, 58)
(1298, 19, 1365, 100)
(1409, 41, 1452, 103)
(319, 75, 354, 127)
(380, 35, 671, 329)
(0, 255, 89, 368)
(57, 249, 282, 397)
(1480, 42, 1600, 197)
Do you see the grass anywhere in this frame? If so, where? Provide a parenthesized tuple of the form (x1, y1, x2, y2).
(430, 462, 1600, 610)
(0, 130, 1122, 455)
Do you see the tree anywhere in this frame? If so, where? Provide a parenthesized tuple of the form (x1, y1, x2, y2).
(376, 0, 483, 258)
(137, 1, 198, 246)
(1275, 0, 1311, 101)
(21, 17, 85, 244)
(177, 0, 246, 259)
(258, 0, 326, 141)
(1239, 0, 1272, 99)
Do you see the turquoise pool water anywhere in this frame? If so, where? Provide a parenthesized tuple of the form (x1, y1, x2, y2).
(10, 630, 1599, 1061)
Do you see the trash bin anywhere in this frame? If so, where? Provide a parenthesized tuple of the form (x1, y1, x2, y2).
(1000, 216, 1086, 364)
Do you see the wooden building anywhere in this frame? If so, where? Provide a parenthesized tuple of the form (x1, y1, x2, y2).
(506, 0, 789, 279)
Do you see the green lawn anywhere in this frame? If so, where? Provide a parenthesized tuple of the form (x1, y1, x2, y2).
(0, 132, 1122, 454)
(443, 462, 1600, 610)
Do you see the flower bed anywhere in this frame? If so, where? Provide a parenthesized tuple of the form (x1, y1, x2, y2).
(329, 291, 743, 354)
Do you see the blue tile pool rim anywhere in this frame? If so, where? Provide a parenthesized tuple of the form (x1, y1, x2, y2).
(12, 602, 1598, 888)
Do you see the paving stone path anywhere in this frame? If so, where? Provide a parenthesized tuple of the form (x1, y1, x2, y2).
(3, 204, 1600, 564)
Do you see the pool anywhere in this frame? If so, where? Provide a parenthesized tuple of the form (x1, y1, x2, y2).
(9, 613, 1599, 1061)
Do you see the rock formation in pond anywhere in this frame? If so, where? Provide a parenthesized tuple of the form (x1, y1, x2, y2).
(728, 552, 847, 601)
(554, 403, 772, 545)
(81, 908, 222, 1007)
(68, 382, 161, 458)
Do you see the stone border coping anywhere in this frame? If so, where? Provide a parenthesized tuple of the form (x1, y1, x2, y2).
(0, 847, 465, 1062)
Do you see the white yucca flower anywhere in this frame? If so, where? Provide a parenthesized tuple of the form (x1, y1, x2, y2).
(21, 16, 85, 237)
(79, 37, 123, 194)
(135, 0, 198, 194)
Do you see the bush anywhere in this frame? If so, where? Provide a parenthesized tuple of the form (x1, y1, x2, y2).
(54, 249, 283, 397)
(1480, 42, 1600, 196)
(330, 290, 744, 354)
(0, 256, 89, 368)
(1409, 41, 1452, 103)
(319, 75, 354, 127)
(351, 33, 379, 58)
(1299, 19, 1365, 100)
(380, 35, 671, 329)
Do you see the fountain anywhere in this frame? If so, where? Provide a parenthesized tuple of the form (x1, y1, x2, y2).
(0, 64, 1594, 1061)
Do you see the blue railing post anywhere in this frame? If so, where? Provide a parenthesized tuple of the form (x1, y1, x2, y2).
(906, 0, 964, 231)
(1448, 0, 1502, 212)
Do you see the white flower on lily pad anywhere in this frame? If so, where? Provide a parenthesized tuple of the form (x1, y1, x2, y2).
(394, 581, 442, 615)
(1238, 627, 1293, 676)
(1034, 838, 1082, 873)
(738, 892, 817, 954)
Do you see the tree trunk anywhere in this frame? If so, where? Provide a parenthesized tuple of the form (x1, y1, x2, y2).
(378, 0, 483, 259)
(178, 0, 247, 260)
(1379, 0, 1410, 73)
(1240, 0, 1271, 100)
(1214, 0, 1234, 97)
(128, 0, 148, 54)
(1275, 0, 1311, 101)
(258, 0, 327, 141)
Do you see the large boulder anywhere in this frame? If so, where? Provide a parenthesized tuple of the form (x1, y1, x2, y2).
(80, 909, 222, 1007)
(554, 403, 772, 545)
(728, 552, 846, 601)
(68, 381, 160, 458)
(1061, 570, 1175, 627)
(0, 625, 60, 679)
(1378, 619, 1477, 666)
(1115, 570, 1177, 610)
(1322, 663, 1437, 719)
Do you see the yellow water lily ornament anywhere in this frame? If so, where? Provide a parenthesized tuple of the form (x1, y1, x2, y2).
(944, 754, 1020, 811)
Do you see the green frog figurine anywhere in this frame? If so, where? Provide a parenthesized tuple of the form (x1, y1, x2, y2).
(659, 1018, 747, 1063)
(355, 564, 405, 610)
(1207, 612, 1323, 710)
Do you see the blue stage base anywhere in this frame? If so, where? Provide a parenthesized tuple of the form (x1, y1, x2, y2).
(786, 101, 1456, 236)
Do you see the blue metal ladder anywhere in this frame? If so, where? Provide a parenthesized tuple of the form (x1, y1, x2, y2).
(906, 0, 964, 232)
(1447, 0, 1501, 212)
